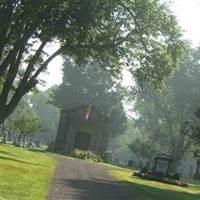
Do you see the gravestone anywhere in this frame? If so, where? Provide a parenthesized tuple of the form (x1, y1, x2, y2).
(153, 154, 172, 176)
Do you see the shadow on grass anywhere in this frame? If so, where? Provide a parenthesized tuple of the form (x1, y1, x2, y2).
(183, 178, 200, 185)
(120, 179, 200, 200)
(0, 150, 16, 156)
(0, 155, 43, 166)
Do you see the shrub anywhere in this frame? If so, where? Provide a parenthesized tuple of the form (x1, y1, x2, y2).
(71, 149, 103, 162)
(168, 172, 181, 180)
(173, 173, 181, 180)
(46, 142, 55, 152)
(133, 171, 188, 187)
(141, 166, 149, 174)
(99, 151, 112, 163)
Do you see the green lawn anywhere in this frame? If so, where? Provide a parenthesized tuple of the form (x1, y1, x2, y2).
(109, 169, 200, 200)
(0, 144, 56, 200)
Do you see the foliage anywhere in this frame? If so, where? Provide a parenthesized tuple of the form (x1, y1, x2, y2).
(129, 46, 200, 170)
(3, 94, 42, 136)
(12, 112, 42, 137)
(0, 144, 55, 200)
(51, 59, 127, 136)
(141, 166, 149, 174)
(170, 173, 181, 181)
(128, 135, 157, 161)
(0, 0, 185, 123)
(71, 149, 103, 162)
(29, 87, 59, 143)
(46, 141, 56, 152)
(116, 121, 137, 146)
(2, 95, 43, 146)
(99, 151, 113, 163)
(107, 120, 139, 163)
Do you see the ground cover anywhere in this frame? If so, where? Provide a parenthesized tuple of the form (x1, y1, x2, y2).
(0, 144, 55, 200)
(109, 169, 200, 200)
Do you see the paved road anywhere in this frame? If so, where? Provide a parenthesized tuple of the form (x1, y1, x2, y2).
(47, 156, 137, 200)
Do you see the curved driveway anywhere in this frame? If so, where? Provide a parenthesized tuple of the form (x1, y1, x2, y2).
(47, 155, 137, 200)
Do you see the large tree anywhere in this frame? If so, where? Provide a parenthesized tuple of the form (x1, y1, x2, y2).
(190, 97, 200, 179)
(0, 0, 184, 123)
(130, 46, 200, 172)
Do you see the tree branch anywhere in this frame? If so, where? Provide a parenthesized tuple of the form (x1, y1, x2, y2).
(119, 2, 149, 52)
(0, 46, 24, 106)
(0, 0, 15, 59)
(20, 41, 47, 85)
(0, 26, 36, 77)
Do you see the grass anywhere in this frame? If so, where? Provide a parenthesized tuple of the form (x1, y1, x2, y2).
(109, 169, 200, 200)
(95, 160, 133, 171)
(2, 144, 199, 200)
(0, 144, 56, 200)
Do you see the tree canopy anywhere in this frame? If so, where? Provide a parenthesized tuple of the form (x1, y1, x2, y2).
(129, 46, 200, 171)
(0, 94, 42, 145)
(0, 0, 184, 123)
(29, 87, 59, 143)
(12, 112, 42, 137)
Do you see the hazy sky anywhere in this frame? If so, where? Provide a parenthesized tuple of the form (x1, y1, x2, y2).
(41, 0, 200, 89)
(172, 0, 200, 45)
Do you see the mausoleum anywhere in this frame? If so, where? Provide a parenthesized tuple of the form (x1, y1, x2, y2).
(54, 105, 110, 154)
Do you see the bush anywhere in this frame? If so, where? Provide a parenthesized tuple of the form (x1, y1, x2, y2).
(167, 172, 181, 180)
(133, 171, 188, 187)
(71, 149, 103, 162)
(172, 173, 181, 180)
(99, 151, 112, 163)
(141, 166, 149, 174)
(46, 142, 55, 152)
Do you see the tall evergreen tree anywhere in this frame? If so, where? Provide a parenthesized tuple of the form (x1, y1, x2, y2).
(51, 59, 127, 136)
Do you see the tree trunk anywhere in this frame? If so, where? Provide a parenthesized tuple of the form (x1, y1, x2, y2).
(0, 83, 36, 124)
(2, 132, 8, 144)
(194, 159, 200, 180)
(170, 122, 191, 173)
(13, 134, 18, 146)
(170, 144, 182, 173)
(22, 135, 26, 148)
(0, 107, 14, 125)
(17, 134, 22, 147)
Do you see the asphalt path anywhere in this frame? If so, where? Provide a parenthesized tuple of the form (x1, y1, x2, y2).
(47, 155, 137, 200)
